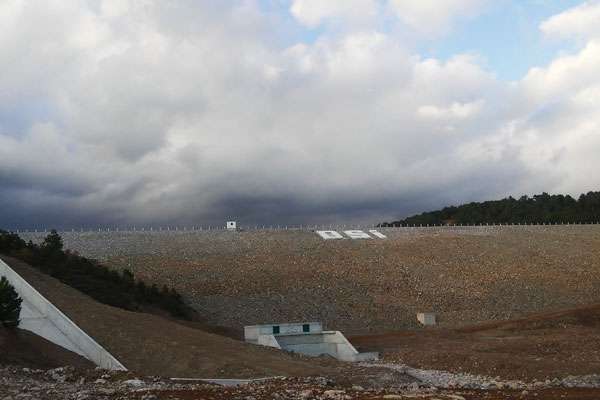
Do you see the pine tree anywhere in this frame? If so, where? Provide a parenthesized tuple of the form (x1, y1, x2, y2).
(43, 229, 63, 252)
(0, 276, 22, 328)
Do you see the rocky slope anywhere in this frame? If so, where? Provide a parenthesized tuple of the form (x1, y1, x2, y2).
(18, 225, 600, 334)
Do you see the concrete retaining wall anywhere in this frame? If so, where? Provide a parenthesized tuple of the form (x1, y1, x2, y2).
(262, 331, 379, 362)
(283, 342, 337, 358)
(330, 331, 357, 361)
(257, 334, 281, 349)
(244, 325, 261, 344)
(0, 259, 126, 371)
(277, 332, 338, 358)
(328, 332, 379, 361)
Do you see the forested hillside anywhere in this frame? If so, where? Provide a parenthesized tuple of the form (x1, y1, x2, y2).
(381, 191, 600, 226)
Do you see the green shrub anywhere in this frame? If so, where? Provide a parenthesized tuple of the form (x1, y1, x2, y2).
(0, 230, 26, 254)
(0, 277, 22, 328)
(63, 274, 135, 311)
(0, 230, 187, 318)
(121, 269, 135, 291)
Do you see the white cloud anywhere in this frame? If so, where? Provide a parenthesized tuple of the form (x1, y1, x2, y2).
(100, 0, 152, 19)
(387, 0, 489, 36)
(540, 1, 600, 39)
(290, 0, 380, 28)
(283, 32, 392, 79)
(513, 37, 600, 194)
(417, 99, 484, 119)
(522, 40, 600, 102)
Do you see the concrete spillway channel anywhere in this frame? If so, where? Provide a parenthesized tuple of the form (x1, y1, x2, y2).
(0, 259, 126, 371)
(245, 322, 379, 362)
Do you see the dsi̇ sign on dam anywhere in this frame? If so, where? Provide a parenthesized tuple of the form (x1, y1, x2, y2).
(316, 230, 387, 240)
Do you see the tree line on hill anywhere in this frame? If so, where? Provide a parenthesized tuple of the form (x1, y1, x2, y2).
(380, 191, 600, 227)
(0, 229, 187, 318)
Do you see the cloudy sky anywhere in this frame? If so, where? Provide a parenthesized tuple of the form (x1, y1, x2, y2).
(1, 0, 600, 229)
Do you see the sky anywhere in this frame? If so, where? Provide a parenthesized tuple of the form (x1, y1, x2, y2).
(1, 0, 600, 229)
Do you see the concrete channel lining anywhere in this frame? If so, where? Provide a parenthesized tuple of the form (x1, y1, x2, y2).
(254, 330, 378, 362)
(0, 258, 127, 371)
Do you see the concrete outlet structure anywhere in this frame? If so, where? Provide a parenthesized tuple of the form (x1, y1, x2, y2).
(417, 312, 436, 326)
(244, 321, 378, 362)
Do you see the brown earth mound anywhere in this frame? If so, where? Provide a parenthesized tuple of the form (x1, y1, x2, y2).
(0, 328, 93, 370)
(351, 303, 600, 381)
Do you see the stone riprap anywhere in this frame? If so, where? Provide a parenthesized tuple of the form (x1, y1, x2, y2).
(368, 363, 600, 390)
(17, 225, 600, 334)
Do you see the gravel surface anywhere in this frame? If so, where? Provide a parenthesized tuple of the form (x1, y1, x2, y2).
(2, 364, 599, 400)
(366, 363, 600, 390)
(17, 225, 600, 334)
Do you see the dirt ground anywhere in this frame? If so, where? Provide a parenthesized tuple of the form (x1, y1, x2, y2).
(351, 303, 600, 381)
(0, 328, 93, 370)
(126, 385, 600, 399)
